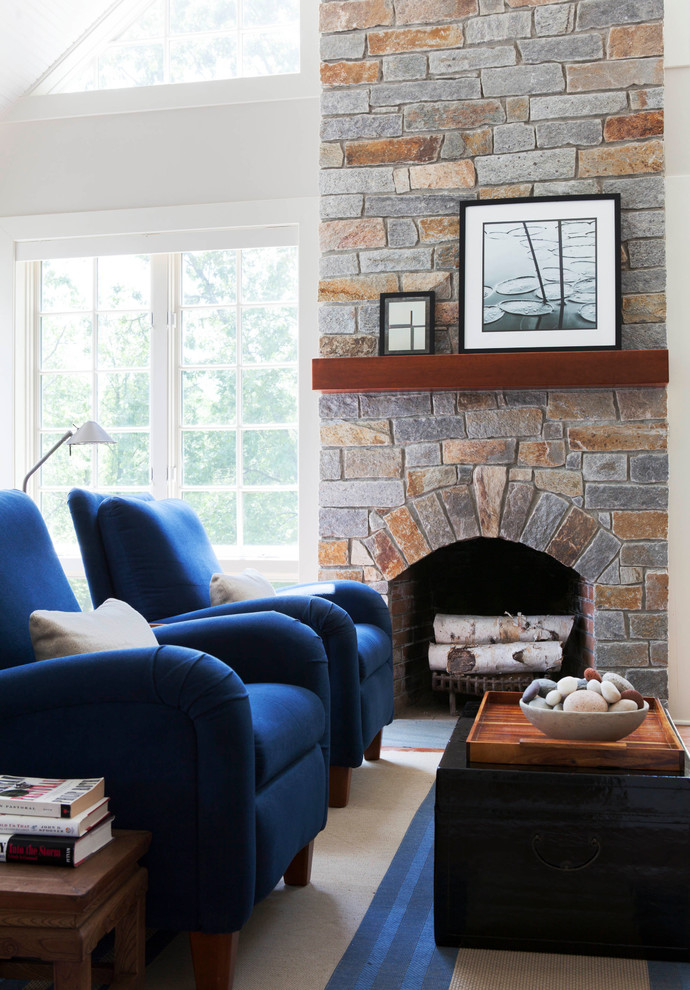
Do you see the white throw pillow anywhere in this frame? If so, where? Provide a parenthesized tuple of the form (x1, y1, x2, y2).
(30, 598, 159, 662)
(210, 569, 276, 605)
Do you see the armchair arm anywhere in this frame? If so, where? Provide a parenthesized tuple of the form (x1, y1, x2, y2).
(154, 600, 362, 767)
(0, 646, 256, 933)
(279, 579, 393, 640)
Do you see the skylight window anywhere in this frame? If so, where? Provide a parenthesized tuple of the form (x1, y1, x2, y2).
(58, 0, 300, 92)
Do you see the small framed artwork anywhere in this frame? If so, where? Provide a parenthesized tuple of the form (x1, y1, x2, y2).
(379, 291, 435, 356)
(459, 194, 621, 353)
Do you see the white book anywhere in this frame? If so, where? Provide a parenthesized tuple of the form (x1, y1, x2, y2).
(0, 777, 105, 818)
(0, 797, 110, 837)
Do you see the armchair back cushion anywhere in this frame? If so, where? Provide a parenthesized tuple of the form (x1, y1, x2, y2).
(68, 489, 155, 607)
(96, 496, 221, 621)
(0, 490, 80, 669)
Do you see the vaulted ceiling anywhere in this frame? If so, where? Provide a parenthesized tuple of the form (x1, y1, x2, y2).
(0, 0, 116, 118)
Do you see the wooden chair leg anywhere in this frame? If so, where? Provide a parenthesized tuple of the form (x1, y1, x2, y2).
(283, 839, 314, 886)
(189, 930, 239, 990)
(364, 728, 382, 761)
(329, 765, 352, 807)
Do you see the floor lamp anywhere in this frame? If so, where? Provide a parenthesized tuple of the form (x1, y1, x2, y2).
(22, 421, 116, 493)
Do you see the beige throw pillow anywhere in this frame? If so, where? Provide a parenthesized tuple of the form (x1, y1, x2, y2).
(210, 569, 276, 605)
(30, 598, 159, 662)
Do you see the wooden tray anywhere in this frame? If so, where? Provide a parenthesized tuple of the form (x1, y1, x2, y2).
(466, 691, 686, 773)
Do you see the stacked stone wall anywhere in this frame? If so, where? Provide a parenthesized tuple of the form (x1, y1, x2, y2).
(317, 0, 668, 707)
(319, 0, 665, 354)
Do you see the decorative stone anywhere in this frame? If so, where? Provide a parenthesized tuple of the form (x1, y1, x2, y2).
(528, 696, 550, 710)
(584, 667, 602, 682)
(564, 690, 608, 713)
(587, 679, 603, 695)
(602, 672, 635, 693)
(608, 699, 639, 712)
(556, 676, 579, 697)
(545, 690, 562, 708)
(620, 689, 645, 710)
(600, 680, 621, 705)
(535, 678, 559, 696)
(522, 681, 539, 703)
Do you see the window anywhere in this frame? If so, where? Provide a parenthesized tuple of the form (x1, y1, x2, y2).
(31, 244, 300, 578)
(58, 0, 300, 93)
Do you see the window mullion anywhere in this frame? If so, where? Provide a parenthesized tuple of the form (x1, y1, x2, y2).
(236, 248, 243, 550)
(150, 253, 170, 498)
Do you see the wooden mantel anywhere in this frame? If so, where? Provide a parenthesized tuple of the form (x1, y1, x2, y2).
(312, 349, 669, 393)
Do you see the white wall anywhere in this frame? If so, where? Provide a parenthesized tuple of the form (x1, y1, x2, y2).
(665, 0, 690, 719)
(0, 97, 319, 217)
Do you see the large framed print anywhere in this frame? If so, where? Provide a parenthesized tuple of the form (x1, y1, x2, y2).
(459, 194, 621, 353)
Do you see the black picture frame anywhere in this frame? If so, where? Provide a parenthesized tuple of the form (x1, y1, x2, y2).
(379, 291, 435, 356)
(459, 194, 622, 353)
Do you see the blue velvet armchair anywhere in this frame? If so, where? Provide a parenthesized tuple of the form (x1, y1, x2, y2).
(0, 489, 330, 990)
(68, 488, 394, 807)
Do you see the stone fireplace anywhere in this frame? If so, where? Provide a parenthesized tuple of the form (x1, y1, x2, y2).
(316, 0, 667, 710)
(317, 386, 668, 708)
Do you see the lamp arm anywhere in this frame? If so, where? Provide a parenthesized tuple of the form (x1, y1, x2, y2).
(22, 430, 74, 493)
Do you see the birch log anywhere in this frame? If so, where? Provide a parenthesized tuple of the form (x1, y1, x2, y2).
(433, 614, 574, 646)
(428, 640, 563, 674)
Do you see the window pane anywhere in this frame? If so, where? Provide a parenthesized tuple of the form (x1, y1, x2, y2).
(118, 0, 164, 41)
(41, 373, 92, 428)
(98, 313, 151, 368)
(241, 305, 297, 364)
(182, 490, 237, 543)
(241, 246, 298, 303)
(62, 63, 97, 93)
(183, 251, 237, 305)
(243, 428, 296, 485)
(69, 577, 94, 612)
(98, 255, 151, 310)
(40, 316, 92, 371)
(38, 432, 93, 487)
(98, 432, 150, 486)
(98, 44, 164, 89)
(170, 36, 237, 83)
(169, 0, 237, 34)
(242, 26, 299, 76)
(182, 309, 236, 365)
(243, 491, 297, 544)
(41, 259, 92, 312)
(243, 0, 298, 28)
(242, 368, 297, 424)
(98, 372, 150, 427)
(183, 430, 236, 485)
(41, 492, 78, 546)
(182, 369, 236, 425)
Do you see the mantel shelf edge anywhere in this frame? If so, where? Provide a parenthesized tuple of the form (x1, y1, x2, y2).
(312, 349, 669, 393)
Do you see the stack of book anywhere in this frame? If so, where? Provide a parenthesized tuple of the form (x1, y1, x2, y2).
(0, 776, 113, 867)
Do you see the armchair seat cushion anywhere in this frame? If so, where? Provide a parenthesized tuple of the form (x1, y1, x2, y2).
(247, 683, 326, 789)
(357, 624, 393, 681)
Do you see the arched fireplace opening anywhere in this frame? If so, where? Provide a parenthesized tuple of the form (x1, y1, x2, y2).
(389, 537, 591, 711)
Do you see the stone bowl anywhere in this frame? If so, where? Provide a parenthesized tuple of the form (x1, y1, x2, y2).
(519, 699, 649, 742)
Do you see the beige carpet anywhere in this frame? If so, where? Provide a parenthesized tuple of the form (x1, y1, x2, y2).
(144, 747, 441, 989)
(450, 949, 650, 990)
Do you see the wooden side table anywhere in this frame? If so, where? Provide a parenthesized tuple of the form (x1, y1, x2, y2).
(0, 828, 151, 990)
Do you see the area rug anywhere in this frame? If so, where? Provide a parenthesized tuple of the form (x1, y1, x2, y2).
(324, 782, 690, 990)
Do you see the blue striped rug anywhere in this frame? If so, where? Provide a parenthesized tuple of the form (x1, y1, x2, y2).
(325, 783, 690, 990)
